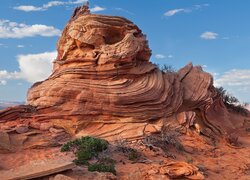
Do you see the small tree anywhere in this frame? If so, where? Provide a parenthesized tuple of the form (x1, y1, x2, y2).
(215, 87, 249, 116)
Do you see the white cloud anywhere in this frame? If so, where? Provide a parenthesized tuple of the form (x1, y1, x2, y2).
(200, 31, 218, 40)
(215, 69, 250, 87)
(164, 9, 186, 17)
(0, 80, 7, 85)
(214, 69, 250, 102)
(0, 51, 57, 84)
(14, 6, 43, 12)
(0, 19, 61, 39)
(17, 45, 24, 48)
(155, 54, 173, 59)
(14, 0, 88, 12)
(0, 70, 19, 79)
(90, 6, 106, 12)
(17, 51, 57, 83)
(164, 4, 209, 17)
(155, 54, 166, 59)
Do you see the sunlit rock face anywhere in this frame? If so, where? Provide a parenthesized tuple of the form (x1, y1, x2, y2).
(27, 5, 176, 136)
(1, 4, 243, 144)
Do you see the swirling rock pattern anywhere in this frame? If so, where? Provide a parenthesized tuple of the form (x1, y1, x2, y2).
(0, 4, 243, 144)
(160, 161, 205, 179)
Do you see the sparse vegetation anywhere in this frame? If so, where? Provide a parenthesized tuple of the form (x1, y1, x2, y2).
(143, 126, 184, 155)
(128, 150, 140, 161)
(61, 136, 108, 165)
(61, 136, 116, 174)
(215, 87, 249, 116)
(161, 126, 184, 151)
(88, 157, 116, 175)
(160, 64, 176, 73)
(153, 63, 176, 73)
(114, 137, 141, 162)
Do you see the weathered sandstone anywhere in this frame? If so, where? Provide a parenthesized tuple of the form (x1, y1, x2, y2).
(0, 4, 248, 149)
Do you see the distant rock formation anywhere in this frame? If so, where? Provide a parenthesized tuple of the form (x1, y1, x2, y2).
(0, 4, 248, 151)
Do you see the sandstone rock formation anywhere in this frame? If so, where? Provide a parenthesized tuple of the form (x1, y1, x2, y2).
(0, 4, 248, 150)
(0, 159, 75, 180)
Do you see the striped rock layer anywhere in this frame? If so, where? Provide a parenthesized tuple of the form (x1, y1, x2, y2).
(0, 5, 242, 148)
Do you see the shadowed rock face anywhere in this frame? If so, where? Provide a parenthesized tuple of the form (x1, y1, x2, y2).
(0, 4, 247, 148)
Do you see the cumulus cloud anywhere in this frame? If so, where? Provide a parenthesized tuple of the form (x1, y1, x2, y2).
(0, 51, 57, 84)
(0, 19, 61, 39)
(200, 31, 218, 40)
(215, 69, 250, 87)
(0, 70, 19, 79)
(17, 51, 57, 83)
(164, 4, 209, 17)
(14, 0, 88, 12)
(17, 45, 24, 48)
(0, 70, 19, 86)
(214, 69, 250, 102)
(90, 6, 106, 12)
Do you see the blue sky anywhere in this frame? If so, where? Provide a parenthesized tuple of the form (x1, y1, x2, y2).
(0, 0, 249, 103)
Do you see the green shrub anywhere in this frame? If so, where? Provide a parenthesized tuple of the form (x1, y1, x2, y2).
(88, 157, 116, 175)
(74, 150, 92, 165)
(61, 136, 109, 165)
(128, 150, 140, 161)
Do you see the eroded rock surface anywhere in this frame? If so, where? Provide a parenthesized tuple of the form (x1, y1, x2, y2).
(0, 4, 248, 148)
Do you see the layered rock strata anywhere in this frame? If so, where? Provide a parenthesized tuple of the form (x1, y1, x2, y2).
(0, 4, 247, 150)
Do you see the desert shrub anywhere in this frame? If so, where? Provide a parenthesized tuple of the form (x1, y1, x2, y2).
(88, 163, 116, 175)
(61, 136, 108, 165)
(160, 64, 176, 73)
(88, 157, 116, 175)
(215, 87, 249, 116)
(114, 137, 141, 161)
(161, 126, 184, 151)
(143, 126, 184, 153)
(153, 63, 176, 73)
(128, 150, 140, 161)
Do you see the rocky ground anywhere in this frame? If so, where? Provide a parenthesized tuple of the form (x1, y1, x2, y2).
(1, 115, 250, 180)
